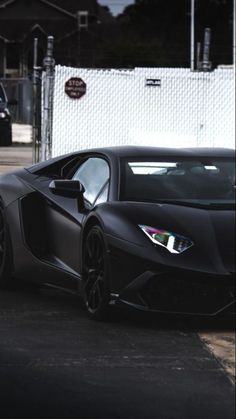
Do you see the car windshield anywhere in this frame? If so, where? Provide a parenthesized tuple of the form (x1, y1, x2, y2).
(120, 157, 235, 207)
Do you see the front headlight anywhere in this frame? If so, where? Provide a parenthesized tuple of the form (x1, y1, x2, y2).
(139, 225, 194, 254)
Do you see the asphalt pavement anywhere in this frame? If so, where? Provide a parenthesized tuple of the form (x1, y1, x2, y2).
(0, 123, 32, 173)
(0, 145, 32, 173)
(0, 284, 235, 419)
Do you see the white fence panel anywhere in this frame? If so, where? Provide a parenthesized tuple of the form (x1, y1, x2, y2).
(51, 66, 235, 157)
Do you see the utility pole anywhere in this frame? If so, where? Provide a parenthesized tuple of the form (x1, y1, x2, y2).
(233, 0, 236, 67)
(77, 11, 88, 67)
(190, 0, 195, 71)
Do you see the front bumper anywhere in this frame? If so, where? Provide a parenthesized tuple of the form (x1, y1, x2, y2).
(116, 269, 235, 316)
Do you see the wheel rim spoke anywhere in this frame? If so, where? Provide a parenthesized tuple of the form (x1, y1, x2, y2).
(96, 277, 104, 303)
(87, 277, 104, 309)
(84, 230, 106, 312)
(86, 236, 94, 260)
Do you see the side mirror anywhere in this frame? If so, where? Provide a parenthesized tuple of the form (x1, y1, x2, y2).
(49, 179, 85, 211)
(49, 179, 85, 198)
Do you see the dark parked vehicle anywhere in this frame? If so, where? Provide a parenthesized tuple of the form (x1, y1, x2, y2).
(0, 83, 12, 146)
(0, 146, 235, 319)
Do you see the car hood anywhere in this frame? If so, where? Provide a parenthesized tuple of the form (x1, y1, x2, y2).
(99, 201, 235, 274)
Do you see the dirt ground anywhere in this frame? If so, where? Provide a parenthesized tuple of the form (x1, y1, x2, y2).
(200, 332, 235, 383)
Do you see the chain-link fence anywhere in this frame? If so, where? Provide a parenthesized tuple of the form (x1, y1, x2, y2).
(35, 36, 235, 162)
(48, 65, 235, 158)
(1, 78, 33, 124)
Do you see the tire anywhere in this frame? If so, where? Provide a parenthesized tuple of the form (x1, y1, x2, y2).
(0, 200, 13, 288)
(82, 225, 111, 320)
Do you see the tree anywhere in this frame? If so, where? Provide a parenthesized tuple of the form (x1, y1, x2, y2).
(110, 0, 233, 67)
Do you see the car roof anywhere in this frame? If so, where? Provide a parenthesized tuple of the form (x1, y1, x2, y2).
(78, 145, 235, 159)
(27, 145, 234, 176)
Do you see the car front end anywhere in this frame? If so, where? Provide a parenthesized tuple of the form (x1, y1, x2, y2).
(104, 152, 236, 315)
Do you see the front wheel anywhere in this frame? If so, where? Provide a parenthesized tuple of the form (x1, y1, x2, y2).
(0, 201, 13, 288)
(83, 226, 111, 320)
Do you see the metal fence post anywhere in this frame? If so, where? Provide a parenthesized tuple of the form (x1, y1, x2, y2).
(41, 36, 55, 162)
(190, 0, 195, 71)
(32, 38, 42, 164)
(233, 0, 236, 67)
(202, 28, 212, 72)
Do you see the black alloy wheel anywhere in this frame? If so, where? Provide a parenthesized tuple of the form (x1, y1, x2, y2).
(83, 226, 110, 319)
(0, 201, 12, 288)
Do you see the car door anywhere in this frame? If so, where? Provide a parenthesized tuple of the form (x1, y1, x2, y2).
(45, 156, 110, 276)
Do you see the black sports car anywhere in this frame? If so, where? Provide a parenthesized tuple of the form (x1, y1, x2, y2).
(0, 146, 235, 319)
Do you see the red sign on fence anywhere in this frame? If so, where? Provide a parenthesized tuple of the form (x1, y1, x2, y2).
(65, 77, 86, 99)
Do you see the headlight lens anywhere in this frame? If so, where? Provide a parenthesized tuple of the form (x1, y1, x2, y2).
(139, 224, 194, 254)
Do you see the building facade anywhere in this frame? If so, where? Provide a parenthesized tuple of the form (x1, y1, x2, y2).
(0, 0, 115, 77)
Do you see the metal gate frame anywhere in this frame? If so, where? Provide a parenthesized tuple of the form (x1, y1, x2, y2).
(34, 37, 235, 163)
(32, 36, 55, 163)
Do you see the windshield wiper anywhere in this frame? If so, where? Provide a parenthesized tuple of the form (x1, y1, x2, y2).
(151, 200, 235, 209)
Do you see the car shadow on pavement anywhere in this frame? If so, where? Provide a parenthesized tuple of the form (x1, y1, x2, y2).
(4, 277, 235, 333)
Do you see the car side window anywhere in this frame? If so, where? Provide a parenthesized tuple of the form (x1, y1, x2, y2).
(72, 157, 109, 205)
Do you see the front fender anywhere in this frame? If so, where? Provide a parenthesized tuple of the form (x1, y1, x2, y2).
(0, 170, 35, 207)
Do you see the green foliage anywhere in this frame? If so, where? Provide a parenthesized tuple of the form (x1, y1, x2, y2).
(98, 37, 169, 68)
(109, 0, 233, 67)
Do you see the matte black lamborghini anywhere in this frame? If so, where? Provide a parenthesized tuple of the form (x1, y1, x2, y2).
(0, 146, 235, 319)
